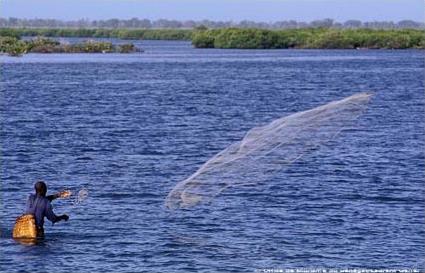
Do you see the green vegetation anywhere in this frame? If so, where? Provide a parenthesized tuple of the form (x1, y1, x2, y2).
(0, 36, 139, 56)
(116, 43, 136, 53)
(0, 28, 193, 40)
(1, 28, 423, 55)
(192, 28, 425, 49)
(0, 36, 27, 56)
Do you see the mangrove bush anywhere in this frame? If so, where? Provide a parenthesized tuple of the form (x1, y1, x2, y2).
(192, 28, 425, 49)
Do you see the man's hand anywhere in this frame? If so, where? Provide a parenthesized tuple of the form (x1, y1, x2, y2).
(61, 214, 69, 221)
(58, 190, 72, 199)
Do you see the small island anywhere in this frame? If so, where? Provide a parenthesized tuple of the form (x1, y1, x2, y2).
(0, 36, 140, 56)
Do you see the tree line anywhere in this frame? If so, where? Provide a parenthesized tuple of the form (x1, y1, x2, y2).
(1, 17, 424, 30)
(0, 28, 193, 40)
(1, 27, 424, 53)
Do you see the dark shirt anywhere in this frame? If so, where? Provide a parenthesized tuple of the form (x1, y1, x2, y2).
(25, 194, 59, 228)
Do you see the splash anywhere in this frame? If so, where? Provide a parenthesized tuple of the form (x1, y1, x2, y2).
(72, 188, 89, 206)
(165, 93, 372, 209)
(58, 187, 89, 206)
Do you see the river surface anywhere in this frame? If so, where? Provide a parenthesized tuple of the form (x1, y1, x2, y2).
(0, 40, 424, 272)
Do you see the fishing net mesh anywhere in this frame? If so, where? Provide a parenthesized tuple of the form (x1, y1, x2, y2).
(165, 93, 372, 209)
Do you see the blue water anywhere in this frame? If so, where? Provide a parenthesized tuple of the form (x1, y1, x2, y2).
(0, 40, 424, 272)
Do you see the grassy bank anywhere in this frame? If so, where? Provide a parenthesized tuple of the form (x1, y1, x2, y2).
(0, 36, 139, 56)
(0, 28, 193, 40)
(192, 28, 425, 49)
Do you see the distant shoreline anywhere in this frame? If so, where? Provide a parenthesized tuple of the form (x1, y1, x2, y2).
(1, 27, 424, 56)
(0, 28, 193, 41)
(1, 17, 424, 30)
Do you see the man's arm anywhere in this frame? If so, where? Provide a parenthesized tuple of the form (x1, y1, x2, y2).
(45, 202, 69, 224)
(47, 191, 72, 202)
(46, 194, 58, 202)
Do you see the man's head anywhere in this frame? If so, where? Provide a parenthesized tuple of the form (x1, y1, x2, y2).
(34, 181, 47, 196)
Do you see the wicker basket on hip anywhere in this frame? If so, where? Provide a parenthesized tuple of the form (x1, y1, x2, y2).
(12, 214, 38, 238)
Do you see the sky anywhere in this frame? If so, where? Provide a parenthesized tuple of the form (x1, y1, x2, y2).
(0, 0, 423, 22)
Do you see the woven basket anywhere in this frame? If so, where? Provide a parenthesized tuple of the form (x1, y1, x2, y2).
(12, 214, 38, 238)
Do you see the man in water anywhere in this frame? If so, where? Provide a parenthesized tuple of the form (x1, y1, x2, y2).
(26, 181, 69, 236)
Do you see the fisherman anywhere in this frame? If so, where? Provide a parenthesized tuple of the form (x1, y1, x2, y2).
(25, 181, 69, 236)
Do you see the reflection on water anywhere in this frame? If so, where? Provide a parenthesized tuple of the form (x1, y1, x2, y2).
(13, 237, 44, 246)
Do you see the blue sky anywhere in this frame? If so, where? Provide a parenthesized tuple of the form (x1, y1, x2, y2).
(1, 0, 423, 22)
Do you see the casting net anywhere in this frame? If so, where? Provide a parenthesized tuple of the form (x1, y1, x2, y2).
(165, 93, 372, 209)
